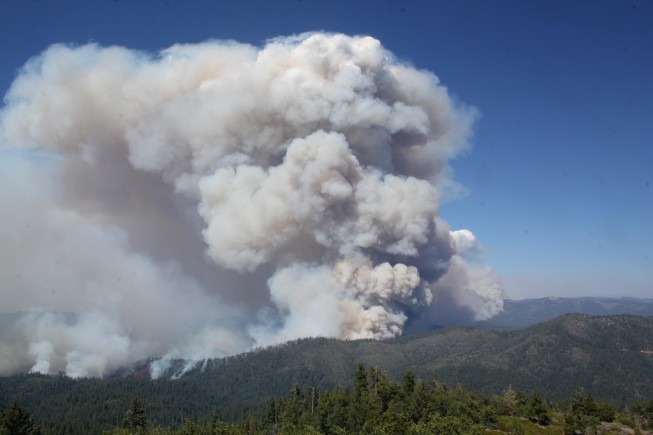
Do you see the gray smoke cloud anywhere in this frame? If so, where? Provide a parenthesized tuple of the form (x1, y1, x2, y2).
(0, 33, 503, 378)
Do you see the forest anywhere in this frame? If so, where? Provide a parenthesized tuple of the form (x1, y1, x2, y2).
(2, 364, 653, 435)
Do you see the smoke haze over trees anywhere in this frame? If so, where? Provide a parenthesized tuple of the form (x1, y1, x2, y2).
(0, 33, 503, 377)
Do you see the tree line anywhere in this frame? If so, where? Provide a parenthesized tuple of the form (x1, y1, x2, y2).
(5, 363, 648, 434)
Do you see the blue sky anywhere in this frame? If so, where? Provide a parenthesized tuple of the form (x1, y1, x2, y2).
(1, 0, 651, 300)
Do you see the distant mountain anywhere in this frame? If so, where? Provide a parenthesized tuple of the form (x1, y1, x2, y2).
(473, 296, 653, 330)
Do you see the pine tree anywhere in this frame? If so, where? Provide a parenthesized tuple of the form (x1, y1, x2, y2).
(122, 398, 147, 432)
(1, 402, 41, 435)
(402, 371, 416, 396)
(263, 398, 277, 427)
(367, 366, 382, 396)
(354, 363, 368, 399)
(279, 385, 304, 430)
(526, 391, 550, 425)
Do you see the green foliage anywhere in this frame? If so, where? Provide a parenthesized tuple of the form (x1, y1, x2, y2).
(496, 416, 563, 435)
(0, 402, 41, 435)
(409, 414, 482, 434)
(525, 391, 551, 425)
(631, 399, 653, 429)
(402, 371, 415, 395)
(123, 398, 147, 432)
(353, 363, 367, 399)
(2, 363, 651, 434)
(503, 385, 520, 416)
(564, 387, 616, 434)
(2, 314, 653, 433)
(2, 314, 653, 434)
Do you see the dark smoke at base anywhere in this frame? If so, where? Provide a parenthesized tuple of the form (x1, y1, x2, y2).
(0, 33, 502, 378)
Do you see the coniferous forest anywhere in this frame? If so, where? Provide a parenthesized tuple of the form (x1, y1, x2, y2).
(2, 315, 653, 434)
(2, 363, 653, 434)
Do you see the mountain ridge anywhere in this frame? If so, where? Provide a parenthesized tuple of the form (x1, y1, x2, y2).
(142, 313, 653, 404)
(472, 296, 653, 330)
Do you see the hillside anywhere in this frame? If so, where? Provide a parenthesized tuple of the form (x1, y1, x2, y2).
(2, 313, 652, 433)
(174, 313, 653, 405)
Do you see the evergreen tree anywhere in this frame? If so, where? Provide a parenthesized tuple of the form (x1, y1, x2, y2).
(526, 391, 550, 425)
(402, 371, 416, 396)
(595, 400, 615, 423)
(354, 363, 368, 399)
(378, 405, 412, 434)
(263, 398, 277, 428)
(122, 398, 147, 432)
(367, 366, 382, 397)
(1, 402, 41, 435)
(278, 385, 304, 431)
(329, 387, 355, 432)
(565, 387, 607, 434)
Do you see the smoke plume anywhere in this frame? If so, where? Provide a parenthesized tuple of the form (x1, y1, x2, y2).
(0, 33, 503, 378)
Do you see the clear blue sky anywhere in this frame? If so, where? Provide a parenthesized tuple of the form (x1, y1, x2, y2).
(1, 0, 651, 299)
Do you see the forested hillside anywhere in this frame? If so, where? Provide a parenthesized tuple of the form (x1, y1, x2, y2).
(176, 313, 653, 405)
(1, 314, 653, 433)
(3, 364, 653, 434)
(99, 365, 653, 434)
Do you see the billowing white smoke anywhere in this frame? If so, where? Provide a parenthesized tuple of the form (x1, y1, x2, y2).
(0, 33, 503, 378)
(435, 229, 504, 321)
